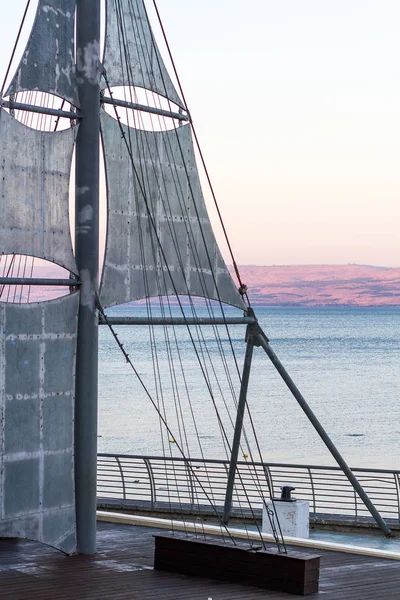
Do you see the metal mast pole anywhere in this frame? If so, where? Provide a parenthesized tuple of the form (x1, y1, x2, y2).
(75, 0, 101, 554)
(222, 330, 255, 524)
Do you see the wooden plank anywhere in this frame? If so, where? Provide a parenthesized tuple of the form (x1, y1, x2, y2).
(1, 522, 400, 600)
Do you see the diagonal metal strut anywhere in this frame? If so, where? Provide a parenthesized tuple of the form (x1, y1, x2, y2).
(222, 332, 254, 525)
(247, 310, 392, 537)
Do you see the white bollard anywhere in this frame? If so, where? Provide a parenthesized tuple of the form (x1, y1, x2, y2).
(262, 499, 310, 539)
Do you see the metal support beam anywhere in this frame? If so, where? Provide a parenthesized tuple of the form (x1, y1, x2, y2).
(0, 99, 79, 120)
(0, 278, 79, 286)
(256, 328, 392, 537)
(74, 0, 101, 555)
(222, 332, 255, 524)
(99, 315, 255, 326)
(101, 95, 189, 122)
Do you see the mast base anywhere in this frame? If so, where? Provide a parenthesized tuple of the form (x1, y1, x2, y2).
(154, 534, 320, 595)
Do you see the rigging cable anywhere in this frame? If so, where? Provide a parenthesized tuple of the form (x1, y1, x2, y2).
(115, 6, 243, 426)
(105, 2, 281, 549)
(114, 2, 197, 533)
(97, 297, 238, 545)
(139, 1, 246, 397)
(135, 2, 282, 542)
(146, 0, 285, 549)
(104, 0, 285, 551)
(0, 0, 31, 97)
(113, 0, 223, 533)
(151, 0, 249, 305)
(123, 0, 245, 399)
(114, 3, 188, 532)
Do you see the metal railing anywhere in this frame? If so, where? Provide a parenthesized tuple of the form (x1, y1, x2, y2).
(97, 453, 400, 523)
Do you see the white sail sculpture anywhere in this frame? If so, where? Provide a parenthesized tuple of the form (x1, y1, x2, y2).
(0, 109, 77, 272)
(102, 0, 184, 108)
(6, 0, 78, 106)
(100, 113, 245, 309)
(0, 0, 392, 564)
(0, 0, 79, 553)
(0, 0, 245, 555)
(100, 0, 245, 310)
(0, 295, 78, 553)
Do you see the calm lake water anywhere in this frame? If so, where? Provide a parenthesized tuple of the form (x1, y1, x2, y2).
(98, 305, 400, 470)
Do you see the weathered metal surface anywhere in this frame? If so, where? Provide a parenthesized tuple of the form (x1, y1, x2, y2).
(102, 0, 184, 109)
(0, 293, 79, 554)
(0, 108, 77, 273)
(6, 0, 78, 106)
(100, 112, 245, 309)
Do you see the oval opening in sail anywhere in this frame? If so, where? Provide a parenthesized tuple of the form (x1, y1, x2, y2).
(3, 91, 77, 132)
(0, 255, 76, 304)
(102, 86, 186, 132)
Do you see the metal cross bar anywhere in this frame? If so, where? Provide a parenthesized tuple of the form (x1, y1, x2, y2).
(101, 95, 189, 122)
(0, 278, 80, 286)
(0, 100, 79, 120)
(98, 315, 255, 326)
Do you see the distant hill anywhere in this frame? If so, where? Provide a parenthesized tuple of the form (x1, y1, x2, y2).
(231, 264, 400, 307)
(21, 263, 400, 307)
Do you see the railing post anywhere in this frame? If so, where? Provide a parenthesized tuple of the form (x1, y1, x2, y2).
(185, 460, 195, 507)
(395, 473, 400, 524)
(263, 464, 274, 499)
(144, 458, 156, 508)
(115, 457, 126, 500)
(307, 468, 317, 514)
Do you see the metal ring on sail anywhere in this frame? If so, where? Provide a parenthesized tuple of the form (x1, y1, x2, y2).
(99, 111, 245, 310)
(0, 109, 77, 274)
(5, 0, 78, 107)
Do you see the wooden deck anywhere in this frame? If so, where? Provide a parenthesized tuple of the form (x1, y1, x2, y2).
(1, 522, 399, 599)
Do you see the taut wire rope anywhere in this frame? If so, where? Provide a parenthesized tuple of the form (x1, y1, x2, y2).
(0, 0, 31, 97)
(101, 0, 286, 551)
(97, 297, 238, 544)
(138, 0, 285, 547)
(151, 0, 249, 306)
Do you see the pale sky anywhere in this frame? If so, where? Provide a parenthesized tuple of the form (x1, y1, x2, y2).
(1, 1, 399, 267)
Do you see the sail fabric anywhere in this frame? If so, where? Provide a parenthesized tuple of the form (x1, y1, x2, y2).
(0, 109, 77, 273)
(100, 111, 245, 309)
(0, 293, 79, 554)
(6, 0, 78, 106)
(102, 0, 184, 109)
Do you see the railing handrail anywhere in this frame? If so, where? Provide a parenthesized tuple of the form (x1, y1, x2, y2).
(97, 453, 400, 475)
(97, 453, 400, 525)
